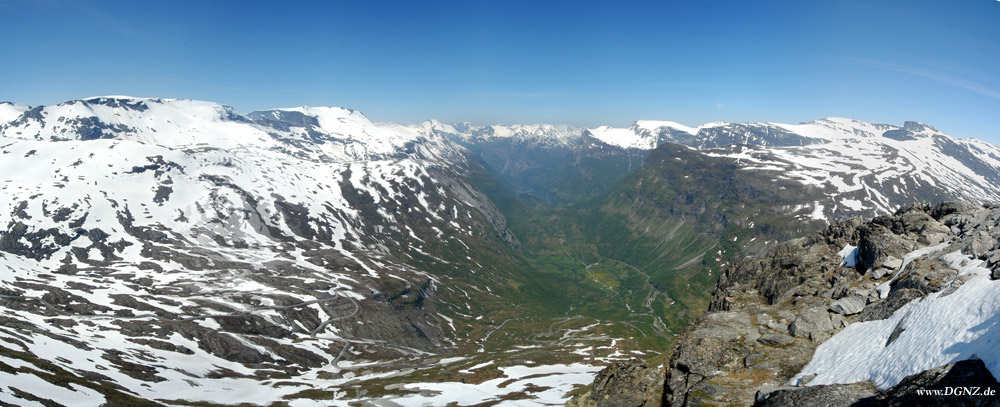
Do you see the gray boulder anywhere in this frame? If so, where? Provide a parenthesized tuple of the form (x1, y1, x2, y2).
(965, 230, 994, 258)
(918, 220, 951, 245)
(882, 256, 903, 270)
(829, 296, 866, 315)
(789, 307, 834, 341)
(757, 333, 796, 347)
(899, 211, 936, 234)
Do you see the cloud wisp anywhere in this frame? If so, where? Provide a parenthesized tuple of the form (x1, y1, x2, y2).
(843, 58, 1000, 102)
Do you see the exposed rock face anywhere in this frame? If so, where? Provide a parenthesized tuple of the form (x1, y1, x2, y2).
(856, 223, 913, 273)
(662, 233, 837, 406)
(568, 359, 664, 407)
(576, 202, 1000, 407)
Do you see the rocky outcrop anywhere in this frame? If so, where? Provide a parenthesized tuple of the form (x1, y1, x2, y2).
(568, 359, 664, 407)
(576, 202, 1000, 406)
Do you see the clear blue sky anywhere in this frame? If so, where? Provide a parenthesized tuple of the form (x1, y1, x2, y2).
(2, 0, 1000, 142)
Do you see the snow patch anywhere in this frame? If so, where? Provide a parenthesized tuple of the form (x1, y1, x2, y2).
(838, 245, 858, 268)
(586, 126, 656, 150)
(793, 256, 1000, 389)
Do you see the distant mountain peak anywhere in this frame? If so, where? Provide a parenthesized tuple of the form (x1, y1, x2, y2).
(632, 119, 700, 135)
(0, 101, 29, 124)
(585, 125, 658, 149)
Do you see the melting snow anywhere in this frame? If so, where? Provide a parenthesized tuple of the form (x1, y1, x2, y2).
(793, 253, 1000, 389)
(838, 245, 858, 268)
(373, 363, 602, 407)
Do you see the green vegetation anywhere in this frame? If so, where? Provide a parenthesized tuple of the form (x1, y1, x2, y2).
(443, 142, 828, 360)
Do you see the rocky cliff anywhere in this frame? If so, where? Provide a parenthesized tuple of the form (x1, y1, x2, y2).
(573, 201, 1000, 406)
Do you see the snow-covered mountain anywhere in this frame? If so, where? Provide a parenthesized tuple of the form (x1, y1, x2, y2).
(2, 96, 1000, 406)
(663, 118, 1000, 219)
(0, 96, 522, 405)
(443, 122, 580, 148)
(0, 102, 28, 124)
(701, 119, 1000, 218)
(422, 116, 1000, 217)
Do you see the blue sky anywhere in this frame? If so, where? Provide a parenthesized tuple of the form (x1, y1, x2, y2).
(2, 0, 1000, 142)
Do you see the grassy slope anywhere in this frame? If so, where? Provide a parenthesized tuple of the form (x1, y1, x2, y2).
(460, 143, 828, 356)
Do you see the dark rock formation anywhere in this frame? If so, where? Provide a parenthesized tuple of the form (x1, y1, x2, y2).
(753, 382, 878, 407)
(754, 359, 1000, 407)
(878, 359, 1000, 407)
(568, 359, 664, 407)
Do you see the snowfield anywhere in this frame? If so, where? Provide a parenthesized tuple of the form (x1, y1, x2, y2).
(794, 251, 1000, 389)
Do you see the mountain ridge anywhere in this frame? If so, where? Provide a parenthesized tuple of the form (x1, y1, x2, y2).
(4, 95, 990, 147)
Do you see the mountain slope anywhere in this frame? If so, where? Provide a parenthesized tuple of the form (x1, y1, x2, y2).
(0, 96, 535, 406)
(608, 117, 1000, 218)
